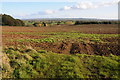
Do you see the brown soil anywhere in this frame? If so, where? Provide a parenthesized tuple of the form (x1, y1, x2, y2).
(2, 34, 46, 40)
(3, 41, 119, 56)
(33, 42, 119, 56)
(2, 24, 118, 34)
(1, 24, 119, 56)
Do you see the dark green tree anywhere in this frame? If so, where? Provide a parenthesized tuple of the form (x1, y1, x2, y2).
(2, 14, 25, 26)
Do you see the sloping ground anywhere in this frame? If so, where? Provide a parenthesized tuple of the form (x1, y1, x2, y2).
(3, 38, 119, 56)
(2, 47, 120, 78)
(2, 32, 119, 56)
(2, 25, 119, 79)
(29, 41, 119, 56)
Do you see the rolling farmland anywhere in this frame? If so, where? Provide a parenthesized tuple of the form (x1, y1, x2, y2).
(2, 24, 119, 78)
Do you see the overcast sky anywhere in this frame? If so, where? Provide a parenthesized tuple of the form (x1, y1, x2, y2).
(0, 0, 119, 19)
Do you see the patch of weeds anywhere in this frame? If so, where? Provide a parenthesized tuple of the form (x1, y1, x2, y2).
(65, 55, 76, 62)
(17, 38, 56, 43)
(90, 38, 103, 43)
(38, 50, 47, 54)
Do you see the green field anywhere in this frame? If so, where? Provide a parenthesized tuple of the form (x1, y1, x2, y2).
(2, 25, 120, 79)
(3, 47, 119, 78)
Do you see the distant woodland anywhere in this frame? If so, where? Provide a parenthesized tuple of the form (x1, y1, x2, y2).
(0, 14, 24, 26)
(0, 14, 119, 27)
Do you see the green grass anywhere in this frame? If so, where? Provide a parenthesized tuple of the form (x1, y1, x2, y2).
(6, 32, 118, 43)
(17, 38, 56, 43)
(2, 47, 120, 78)
(2, 28, 119, 79)
(3, 32, 118, 38)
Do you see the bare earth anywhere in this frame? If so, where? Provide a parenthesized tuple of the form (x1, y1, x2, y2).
(2, 24, 118, 34)
(1, 24, 119, 56)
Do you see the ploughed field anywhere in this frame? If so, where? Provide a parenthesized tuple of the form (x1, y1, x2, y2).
(2, 24, 120, 78)
(2, 24, 118, 34)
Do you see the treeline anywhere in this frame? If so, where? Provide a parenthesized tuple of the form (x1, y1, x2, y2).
(24, 20, 119, 27)
(1, 14, 24, 26)
(24, 20, 74, 27)
(74, 21, 118, 25)
(0, 14, 119, 27)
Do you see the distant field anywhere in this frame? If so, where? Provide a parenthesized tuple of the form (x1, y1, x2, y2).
(2, 24, 120, 78)
(2, 24, 118, 34)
